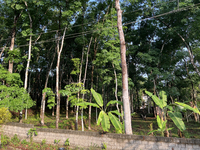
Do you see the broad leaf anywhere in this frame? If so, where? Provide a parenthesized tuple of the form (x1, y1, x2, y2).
(166, 105, 173, 111)
(159, 91, 167, 108)
(175, 102, 200, 114)
(157, 115, 162, 129)
(109, 110, 122, 117)
(148, 130, 158, 135)
(168, 111, 186, 131)
(106, 100, 123, 107)
(91, 88, 103, 107)
(97, 110, 103, 125)
(145, 91, 164, 109)
(100, 111, 110, 132)
(76, 102, 100, 108)
(108, 112, 122, 133)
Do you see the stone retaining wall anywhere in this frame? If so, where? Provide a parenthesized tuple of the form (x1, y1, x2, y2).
(1, 122, 200, 150)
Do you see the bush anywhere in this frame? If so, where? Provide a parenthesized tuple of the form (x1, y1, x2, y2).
(0, 107, 12, 124)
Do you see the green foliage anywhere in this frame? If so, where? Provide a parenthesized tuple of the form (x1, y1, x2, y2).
(91, 88, 103, 107)
(1, 134, 10, 148)
(77, 88, 123, 133)
(54, 139, 60, 144)
(28, 128, 38, 142)
(0, 65, 35, 112)
(60, 82, 89, 108)
(175, 102, 200, 114)
(11, 134, 20, 145)
(146, 90, 200, 132)
(168, 111, 186, 132)
(21, 139, 28, 145)
(0, 107, 12, 124)
(42, 88, 55, 109)
(71, 58, 81, 75)
(41, 139, 46, 145)
(102, 143, 107, 150)
(148, 115, 173, 137)
(64, 138, 70, 146)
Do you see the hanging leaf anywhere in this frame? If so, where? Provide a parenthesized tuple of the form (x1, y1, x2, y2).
(168, 111, 186, 132)
(108, 112, 122, 133)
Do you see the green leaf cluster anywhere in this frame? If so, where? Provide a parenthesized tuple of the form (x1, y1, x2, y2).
(77, 88, 123, 133)
(0, 65, 35, 112)
(42, 88, 55, 109)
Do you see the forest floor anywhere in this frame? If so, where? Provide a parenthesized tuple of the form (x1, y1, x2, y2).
(10, 108, 200, 138)
(1, 108, 200, 150)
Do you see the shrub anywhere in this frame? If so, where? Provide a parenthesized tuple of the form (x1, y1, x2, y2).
(0, 107, 12, 124)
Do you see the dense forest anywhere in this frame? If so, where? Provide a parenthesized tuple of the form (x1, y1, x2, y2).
(0, 0, 200, 135)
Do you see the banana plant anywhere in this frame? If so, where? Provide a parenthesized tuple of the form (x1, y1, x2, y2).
(148, 115, 173, 137)
(145, 91, 186, 132)
(77, 88, 123, 133)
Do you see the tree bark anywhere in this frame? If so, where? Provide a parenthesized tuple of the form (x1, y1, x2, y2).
(20, 1, 32, 123)
(115, 0, 132, 134)
(8, 12, 22, 73)
(56, 28, 66, 129)
(40, 46, 55, 125)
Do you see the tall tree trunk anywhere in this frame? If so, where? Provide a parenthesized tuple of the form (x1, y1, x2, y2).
(81, 36, 93, 131)
(20, 2, 32, 123)
(115, 0, 132, 134)
(88, 37, 98, 129)
(112, 63, 120, 118)
(66, 96, 69, 119)
(8, 12, 21, 73)
(40, 46, 55, 125)
(55, 28, 66, 129)
(75, 43, 85, 130)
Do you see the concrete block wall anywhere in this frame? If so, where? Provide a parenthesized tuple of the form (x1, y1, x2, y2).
(1, 122, 200, 150)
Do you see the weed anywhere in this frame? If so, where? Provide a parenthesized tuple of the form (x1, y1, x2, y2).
(102, 142, 107, 150)
(21, 139, 29, 145)
(11, 134, 20, 146)
(64, 138, 70, 146)
(1, 134, 10, 148)
(27, 128, 38, 142)
(54, 139, 61, 144)
(41, 139, 46, 145)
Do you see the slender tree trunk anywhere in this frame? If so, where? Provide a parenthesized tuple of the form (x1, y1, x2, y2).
(112, 63, 120, 118)
(66, 96, 69, 119)
(81, 37, 93, 131)
(115, 0, 132, 134)
(75, 43, 84, 130)
(40, 46, 55, 125)
(21, 2, 32, 123)
(55, 28, 66, 129)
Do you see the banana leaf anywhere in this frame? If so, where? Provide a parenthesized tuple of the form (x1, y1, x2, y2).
(175, 102, 200, 114)
(97, 110, 110, 132)
(145, 91, 164, 109)
(76, 102, 100, 108)
(106, 100, 123, 107)
(159, 91, 167, 108)
(108, 112, 122, 133)
(109, 110, 122, 117)
(157, 115, 162, 129)
(91, 88, 103, 107)
(168, 111, 186, 131)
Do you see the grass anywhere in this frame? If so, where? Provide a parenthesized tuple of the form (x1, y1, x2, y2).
(9, 108, 200, 139)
